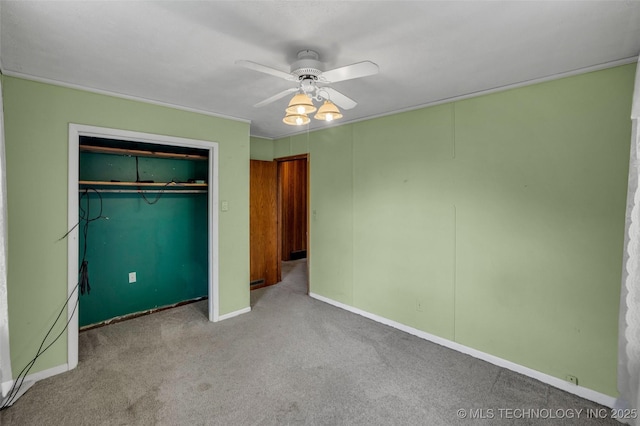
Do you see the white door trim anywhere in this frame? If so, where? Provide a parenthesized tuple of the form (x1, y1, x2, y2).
(67, 124, 220, 370)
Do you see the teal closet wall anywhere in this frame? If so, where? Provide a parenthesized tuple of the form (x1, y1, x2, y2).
(78, 147, 209, 326)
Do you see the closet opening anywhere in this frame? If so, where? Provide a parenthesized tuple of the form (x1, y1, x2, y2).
(67, 125, 219, 371)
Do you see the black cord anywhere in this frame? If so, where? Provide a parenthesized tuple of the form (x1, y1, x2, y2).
(0, 189, 104, 410)
(56, 221, 79, 242)
(139, 181, 173, 205)
(0, 284, 79, 410)
(78, 189, 103, 294)
(79, 261, 90, 296)
(3, 156, 174, 408)
(135, 155, 173, 205)
(57, 189, 106, 243)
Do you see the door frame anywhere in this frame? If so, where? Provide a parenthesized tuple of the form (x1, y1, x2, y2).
(275, 153, 309, 293)
(67, 124, 220, 370)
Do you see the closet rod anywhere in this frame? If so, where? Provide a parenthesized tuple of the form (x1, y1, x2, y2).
(78, 189, 207, 194)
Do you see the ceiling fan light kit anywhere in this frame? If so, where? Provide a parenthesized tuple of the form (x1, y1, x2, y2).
(286, 93, 317, 115)
(282, 112, 311, 126)
(314, 100, 343, 122)
(236, 49, 378, 127)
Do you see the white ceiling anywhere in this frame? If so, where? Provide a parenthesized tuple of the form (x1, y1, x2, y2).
(1, 1, 639, 139)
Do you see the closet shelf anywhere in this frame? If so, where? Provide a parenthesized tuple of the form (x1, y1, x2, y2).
(80, 145, 208, 160)
(79, 180, 207, 187)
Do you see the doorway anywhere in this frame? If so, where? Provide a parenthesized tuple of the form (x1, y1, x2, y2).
(67, 124, 220, 370)
(249, 154, 309, 292)
(278, 156, 308, 262)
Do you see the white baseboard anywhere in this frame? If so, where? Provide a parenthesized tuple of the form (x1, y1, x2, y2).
(309, 292, 617, 408)
(217, 306, 251, 322)
(0, 363, 69, 406)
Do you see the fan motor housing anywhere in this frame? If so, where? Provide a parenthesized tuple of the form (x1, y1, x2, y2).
(291, 50, 323, 79)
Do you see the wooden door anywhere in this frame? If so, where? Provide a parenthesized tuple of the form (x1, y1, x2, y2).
(279, 158, 308, 261)
(250, 160, 279, 287)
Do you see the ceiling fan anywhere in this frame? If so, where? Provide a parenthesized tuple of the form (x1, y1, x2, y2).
(236, 50, 378, 124)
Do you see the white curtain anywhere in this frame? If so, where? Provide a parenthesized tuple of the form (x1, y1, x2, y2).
(0, 78, 12, 397)
(619, 57, 640, 425)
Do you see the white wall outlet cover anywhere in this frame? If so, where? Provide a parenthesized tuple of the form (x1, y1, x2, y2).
(129, 272, 136, 283)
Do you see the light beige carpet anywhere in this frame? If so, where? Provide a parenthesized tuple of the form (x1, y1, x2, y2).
(0, 259, 617, 425)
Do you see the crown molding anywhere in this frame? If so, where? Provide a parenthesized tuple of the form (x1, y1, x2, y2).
(276, 56, 639, 140)
(0, 70, 251, 124)
(0, 55, 635, 139)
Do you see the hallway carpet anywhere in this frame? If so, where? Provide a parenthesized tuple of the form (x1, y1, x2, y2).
(1, 260, 617, 425)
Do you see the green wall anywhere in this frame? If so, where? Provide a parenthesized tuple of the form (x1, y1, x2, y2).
(78, 152, 209, 326)
(3, 76, 250, 376)
(250, 136, 274, 160)
(272, 64, 635, 397)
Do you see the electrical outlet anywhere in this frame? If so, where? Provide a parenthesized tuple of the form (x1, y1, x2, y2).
(221, 201, 229, 212)
(416, 300, 424, 312)
(566, 375, 578, 385)
(129, 272, 136, 283)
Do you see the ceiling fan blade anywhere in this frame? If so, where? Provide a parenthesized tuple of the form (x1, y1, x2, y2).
(322, 87, 357, 110)
(253, 87, 299, 108)
(235, 60, 296, 81)
(321, 61, 379, 83)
